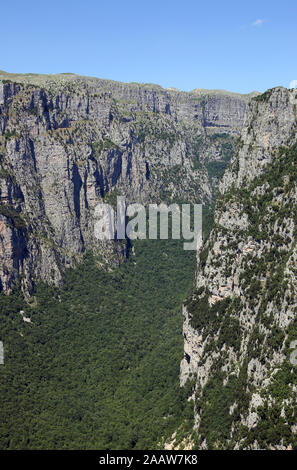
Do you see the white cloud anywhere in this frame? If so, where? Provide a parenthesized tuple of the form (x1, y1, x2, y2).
(289, 80, 297, 89)
(252, 19, 264, 27)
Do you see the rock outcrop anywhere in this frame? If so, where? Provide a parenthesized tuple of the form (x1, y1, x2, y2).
(0, 71, 251, 294)
(181, 87, 297, 449)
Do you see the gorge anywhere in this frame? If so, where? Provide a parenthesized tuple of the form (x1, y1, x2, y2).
(1, 70, 297, 450)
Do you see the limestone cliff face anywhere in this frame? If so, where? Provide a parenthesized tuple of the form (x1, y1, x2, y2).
(181, 87, 297, 449)
(0, 72, 250, 294)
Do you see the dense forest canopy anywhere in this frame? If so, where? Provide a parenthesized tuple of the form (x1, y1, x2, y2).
(0, 229, 199, 449)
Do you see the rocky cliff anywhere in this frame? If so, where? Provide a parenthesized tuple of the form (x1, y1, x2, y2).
(180, 87, 297, 449)
(0, 71, 251, 294)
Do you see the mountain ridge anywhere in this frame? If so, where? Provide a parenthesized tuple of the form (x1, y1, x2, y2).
(0, 69, 260, 98)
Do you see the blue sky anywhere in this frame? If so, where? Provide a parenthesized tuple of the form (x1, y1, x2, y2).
(2, 0, 297, 93)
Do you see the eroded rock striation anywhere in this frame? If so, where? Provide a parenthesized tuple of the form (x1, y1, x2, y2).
(0, 71, 250, 293)
(181, 87, 297, 449)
